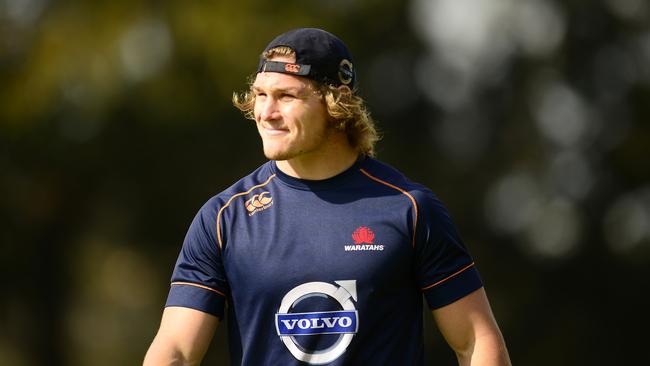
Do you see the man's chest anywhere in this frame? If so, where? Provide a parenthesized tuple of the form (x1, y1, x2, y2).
(221, 191, 416, 301)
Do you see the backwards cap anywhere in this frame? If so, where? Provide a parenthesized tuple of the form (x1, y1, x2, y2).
(257, 28, 356, 88)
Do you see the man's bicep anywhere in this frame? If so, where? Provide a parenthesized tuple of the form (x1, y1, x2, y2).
(431, 287, 498, 353)
(145, 306, 219, 365)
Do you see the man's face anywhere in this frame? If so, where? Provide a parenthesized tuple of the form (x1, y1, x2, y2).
(252, 56, 331, 162)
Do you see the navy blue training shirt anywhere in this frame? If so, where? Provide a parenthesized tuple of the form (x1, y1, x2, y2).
(166, 156, 483, 365)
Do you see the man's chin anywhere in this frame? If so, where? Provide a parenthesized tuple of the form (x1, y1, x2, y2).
(263, 149, 292, 161)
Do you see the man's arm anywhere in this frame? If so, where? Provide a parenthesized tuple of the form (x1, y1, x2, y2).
(143, 306, 219, 366)
(432, 288, 511, 366)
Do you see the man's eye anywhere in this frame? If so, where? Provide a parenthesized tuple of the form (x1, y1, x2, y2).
(280, 94, 296, 100)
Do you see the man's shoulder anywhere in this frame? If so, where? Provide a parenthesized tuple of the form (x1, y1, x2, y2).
(362, 157, 453, 225)
(361, 157, 435, 200)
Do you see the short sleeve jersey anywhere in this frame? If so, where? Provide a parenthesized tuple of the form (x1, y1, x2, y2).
(166, 157, 483, 365)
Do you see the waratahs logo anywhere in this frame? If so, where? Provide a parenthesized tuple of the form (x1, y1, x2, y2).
(352, 226, 374, 244)
(276, 281, 358, 364)
(345, 226, 384, 251)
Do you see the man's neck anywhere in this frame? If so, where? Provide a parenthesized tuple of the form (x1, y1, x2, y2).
(275, 144, 359, 181)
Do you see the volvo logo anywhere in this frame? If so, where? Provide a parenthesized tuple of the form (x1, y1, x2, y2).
(275, 280, 358, 364)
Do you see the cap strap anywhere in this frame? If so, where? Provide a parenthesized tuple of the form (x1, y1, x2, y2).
(258, 61, 311, 76)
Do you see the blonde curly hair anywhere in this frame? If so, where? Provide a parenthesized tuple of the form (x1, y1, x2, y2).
(232, 46, 379, 157)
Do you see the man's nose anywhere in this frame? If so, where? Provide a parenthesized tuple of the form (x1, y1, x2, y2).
(260, 98, 280, 121)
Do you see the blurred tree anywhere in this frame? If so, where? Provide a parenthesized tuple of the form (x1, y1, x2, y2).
(1, 0, 649, 365)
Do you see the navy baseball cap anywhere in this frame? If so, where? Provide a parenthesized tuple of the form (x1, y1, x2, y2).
(257, 28, 356, 88)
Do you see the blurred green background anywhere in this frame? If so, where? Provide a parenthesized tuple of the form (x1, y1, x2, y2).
(2, 0, 649, 365)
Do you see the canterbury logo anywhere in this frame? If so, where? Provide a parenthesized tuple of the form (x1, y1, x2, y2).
(284, 63, 301, 73)
(245, 191, 273, 216)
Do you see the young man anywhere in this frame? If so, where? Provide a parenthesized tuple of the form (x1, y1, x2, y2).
(144, 28, 511, 365)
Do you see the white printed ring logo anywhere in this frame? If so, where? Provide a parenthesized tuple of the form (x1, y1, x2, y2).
(275, 281, 358, 365)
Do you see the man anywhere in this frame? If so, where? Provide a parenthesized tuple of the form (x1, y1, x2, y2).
(144, 28, 511, 365)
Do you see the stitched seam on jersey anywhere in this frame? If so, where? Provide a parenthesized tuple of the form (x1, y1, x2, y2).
(216, 174, 276, 250)
(171, 281, 227, 297)
(359, 168, 419, 248)
(420, 262, 475, 291)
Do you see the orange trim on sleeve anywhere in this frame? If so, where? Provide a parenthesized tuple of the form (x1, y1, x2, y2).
(216, 174, 276, 249)
(359, 168, 419, 248)
(421, 262, 475, 291)
(171, 281, 227, 297)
